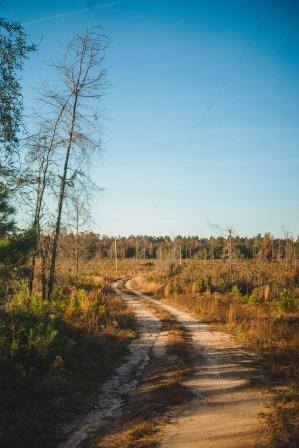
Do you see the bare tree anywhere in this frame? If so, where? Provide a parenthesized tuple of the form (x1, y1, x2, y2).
(208, 219, 235, 284)
(210, 237, 216, 274)
(67, 185, 92, 276)
(45, 28, 108, 299)
(25, 121, 60, 296)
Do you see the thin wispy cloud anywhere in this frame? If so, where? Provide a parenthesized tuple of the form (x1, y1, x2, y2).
(23, 1, 123, 26)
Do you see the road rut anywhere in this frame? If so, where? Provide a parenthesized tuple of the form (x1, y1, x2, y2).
(61, 281, 163, 448)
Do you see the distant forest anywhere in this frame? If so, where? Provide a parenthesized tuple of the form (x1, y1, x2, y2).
(59, 232, 299, 262)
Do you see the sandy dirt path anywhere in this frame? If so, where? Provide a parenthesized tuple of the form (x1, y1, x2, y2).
(61, 281, 164, 448)
(126, 280, 269, 448)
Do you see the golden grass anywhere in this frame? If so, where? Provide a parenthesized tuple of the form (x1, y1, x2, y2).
(138, 260, 299, 448)
(57, 258, 298, 447)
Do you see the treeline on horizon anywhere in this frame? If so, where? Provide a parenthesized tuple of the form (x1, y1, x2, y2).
(59, 232, 299, 262)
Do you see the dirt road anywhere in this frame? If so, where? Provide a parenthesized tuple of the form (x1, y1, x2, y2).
(62, 279, 269, 447)
(126, 279, 268, 448)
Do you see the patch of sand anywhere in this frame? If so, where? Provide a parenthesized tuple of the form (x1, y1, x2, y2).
(60, 282, 162, 448)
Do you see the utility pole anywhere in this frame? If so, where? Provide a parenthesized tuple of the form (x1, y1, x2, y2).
(229, 228, 232, 284)
(114, 237, 118, 273)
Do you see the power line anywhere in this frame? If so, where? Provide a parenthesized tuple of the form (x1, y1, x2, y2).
(142, 0, 279, 217)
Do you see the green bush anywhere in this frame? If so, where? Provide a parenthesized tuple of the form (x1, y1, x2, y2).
(167, 262, 182, 277)
(0, 282, 136, 447)
(230, 285, 242, 301)
(195, 278, 206, 293)
(248, 288, 259, 305)
(277, 289, 298, 313)
(206, 275, 213, 292)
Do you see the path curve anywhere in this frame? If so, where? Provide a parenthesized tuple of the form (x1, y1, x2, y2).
(126, 279, 268, 448)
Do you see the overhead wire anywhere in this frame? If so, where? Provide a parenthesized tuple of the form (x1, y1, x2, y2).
(141, 0, 280, 218)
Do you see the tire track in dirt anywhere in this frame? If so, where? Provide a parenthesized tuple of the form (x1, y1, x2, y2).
(89, 282, 193, 448)
(126, 279, 269, 448)
(60, 280, 163, 448)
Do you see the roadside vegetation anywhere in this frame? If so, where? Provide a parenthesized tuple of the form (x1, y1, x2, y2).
(135, 258, 299, 448)
(0, 277, 136, 448)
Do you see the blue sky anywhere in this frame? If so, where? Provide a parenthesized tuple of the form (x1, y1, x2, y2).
(4, 0, 299, 236)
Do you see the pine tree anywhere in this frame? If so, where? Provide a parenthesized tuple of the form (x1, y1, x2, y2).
(0, 184, 35, 299)
(0, 18, 35, 168)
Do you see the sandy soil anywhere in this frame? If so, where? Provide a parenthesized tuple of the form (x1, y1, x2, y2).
(126, 280, 269, 448)
(60, 281, 163, 448)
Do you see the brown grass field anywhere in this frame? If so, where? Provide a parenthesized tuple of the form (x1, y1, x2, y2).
(1, 256, 297, 447)
(127, 258, 299, 448)
(58, 256, 299, 447)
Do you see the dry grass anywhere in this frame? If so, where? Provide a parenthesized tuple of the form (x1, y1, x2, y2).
(58, 258, 157, 281)
(262, 385, 299, 448)
(0, 275, 137, 448)
(137, 259, 299, 448)
(129, 275, 162, 295)
(57, 258, 298, 447)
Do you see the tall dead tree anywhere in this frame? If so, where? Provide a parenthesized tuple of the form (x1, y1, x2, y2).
(22, 82, 74, 298)
(208, 220, 234, 284)
(28, 131, 48, 296)
(26, 122, 59, 296)
(47, 28, 107, 299)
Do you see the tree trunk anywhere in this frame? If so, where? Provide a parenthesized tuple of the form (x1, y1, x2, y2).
(48, 93, 79, 299)
(76, 201, 79, 277)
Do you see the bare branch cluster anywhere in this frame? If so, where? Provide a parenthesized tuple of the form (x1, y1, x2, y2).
(20, 28, 108, 299)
